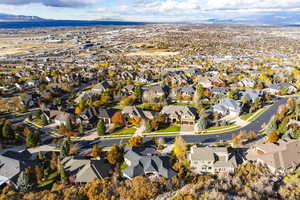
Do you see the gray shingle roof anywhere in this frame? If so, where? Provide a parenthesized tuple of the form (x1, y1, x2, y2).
(213, 98, 241, 114)
(239, 89, 262, 102)
(123, 146, 175, 179)
(0, 150, 37, 184)
(62, 156, 111, 183)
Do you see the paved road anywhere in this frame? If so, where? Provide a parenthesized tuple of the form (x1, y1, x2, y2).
(90, 97, 288, 147)
(0, 97, 288, 153)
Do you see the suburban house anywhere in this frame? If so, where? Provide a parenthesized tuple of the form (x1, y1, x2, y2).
(263, 83, 297, 95)
(160, 105, 197, 125)
(213, 98, 242, 115)
(74, 92, 94, 104)
(123, 146, 176, 179)
(197, 76, 225, 88)
(208, 87, 228, 97)
(189, 146, 238, 174)
(246, 139, 300, 172)
(62, 156, 112, 183)
(46, 110, 74, 125)
(121, 84, 135, 96)
(142, 84, 166, 103)
(287, 119, 300, 127)
(122, 106, 156, 120)
(19, 94, 39, 109)
(239, 89, 264, 103)
(90, 80, 111, 94)
(0, 150, 38, 188)
(79, 107, 118, 127)
(177, 85, 195, 99)
(238, 78, 256, 88)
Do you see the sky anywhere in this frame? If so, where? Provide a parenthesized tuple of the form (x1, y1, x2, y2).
(0, 0, 299, 23)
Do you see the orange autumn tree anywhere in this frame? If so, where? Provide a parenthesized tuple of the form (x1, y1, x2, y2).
(112, 112, 124, 125)
(267, 131, 279, 143)
(127, 136, 143, 146)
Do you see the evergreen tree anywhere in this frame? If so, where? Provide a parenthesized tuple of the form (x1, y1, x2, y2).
(79, 123, 84, 136)
(65, 117, 73, 132)
(134, 85, 143, 102)
(60, 138, 70, 159)
(2, 121, 14, 139)
(197, 115, 208, 130)
(17, 171, 34, 194)
(96, 119, 106, 136)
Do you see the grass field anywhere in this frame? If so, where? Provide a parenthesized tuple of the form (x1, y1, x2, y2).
(155, 125, 180, 133)
(240, 113, 253, 121)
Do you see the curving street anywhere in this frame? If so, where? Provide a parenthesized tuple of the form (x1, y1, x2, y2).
(89, 97, 288, 147)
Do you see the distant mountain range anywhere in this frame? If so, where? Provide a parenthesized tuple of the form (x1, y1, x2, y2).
(0, 13, 46, 22)
(200, 12, 300, 25)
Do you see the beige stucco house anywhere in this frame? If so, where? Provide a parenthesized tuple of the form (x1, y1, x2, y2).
(188, 146, 238, 174)
(246, 139, 300, 172)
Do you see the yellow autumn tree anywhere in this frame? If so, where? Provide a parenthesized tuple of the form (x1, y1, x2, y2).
(173, 136, 187, 160)
(75, 107, 82, 115)
(127, 136, 143, 146)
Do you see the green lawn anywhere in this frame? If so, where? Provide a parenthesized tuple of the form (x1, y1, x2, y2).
(198, 126, 241, 134)
(240, 113, 253, 121)
(203, 124, 235, 131)
(111, 127, 136, 135)
(155, 125, 180, 133)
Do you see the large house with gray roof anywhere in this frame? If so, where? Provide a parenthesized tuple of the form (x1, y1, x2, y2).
(212, 98, 242, 116)
(189, 146, 238, 174)
(239, 89, 264, 103)
(0, 150, 38, 188)
(122, 106, 156, 120)
(160, 105, 197, 125)
(79, 107, 118, 127)
(123, 146, 176, 179)
(62, 156, 112, 183)
(263, 83, 297, 95)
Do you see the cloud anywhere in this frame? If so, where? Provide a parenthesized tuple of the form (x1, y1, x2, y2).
(0, 0, 98, 8)
(130, 0, 300, 13)
(94, 0, 300, 22)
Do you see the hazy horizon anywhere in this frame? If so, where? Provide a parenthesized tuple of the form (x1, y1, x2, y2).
(0, 0, 299, 24)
